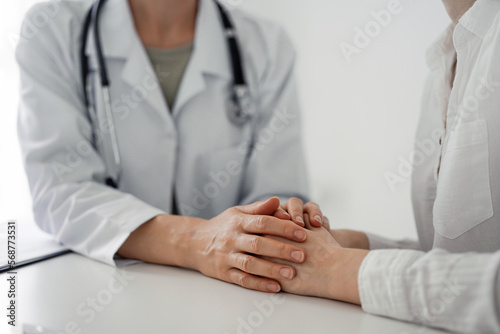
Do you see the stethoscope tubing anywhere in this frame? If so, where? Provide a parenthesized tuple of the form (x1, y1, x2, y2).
(81, 0, 254, 190)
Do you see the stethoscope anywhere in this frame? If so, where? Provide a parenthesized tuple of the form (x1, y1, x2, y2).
(80, 0, 255, 189)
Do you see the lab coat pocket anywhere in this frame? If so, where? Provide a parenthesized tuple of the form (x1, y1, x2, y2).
(433, 119, 493, 239)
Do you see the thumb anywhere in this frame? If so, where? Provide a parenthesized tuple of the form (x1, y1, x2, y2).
(237, 197, 281, 216)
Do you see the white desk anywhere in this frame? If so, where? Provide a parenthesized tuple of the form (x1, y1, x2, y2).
(1, 253, 447, 334)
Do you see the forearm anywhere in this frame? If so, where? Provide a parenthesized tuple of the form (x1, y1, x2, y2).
(117, 214, 206, 270)
(331, 229, 370, 249)
(364, 232, 421, 250)
(358, 249, 500, 333)
(330, 229, 420, 251)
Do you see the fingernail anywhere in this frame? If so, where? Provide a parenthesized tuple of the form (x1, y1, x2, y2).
(280, 267, 294, 279)
(268, 283, 280, 292)
(291, 251, 304, 262)
(296, 216, 304, 224)
(294, 230, 306, 241)
(314, 215, 322, 224)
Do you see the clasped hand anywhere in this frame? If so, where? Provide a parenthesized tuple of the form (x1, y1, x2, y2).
(194, 197, 326, 293)
(197, 196, 365, 305)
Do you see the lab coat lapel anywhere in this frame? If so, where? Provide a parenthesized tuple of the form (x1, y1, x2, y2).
(85, 0, 170, 121)
(172, 54, 206, 117)
(120, 44, 171, 119)
(84, 0, 232, 120)
(172, 0, 232, 117)
(116, 1, 171, 119)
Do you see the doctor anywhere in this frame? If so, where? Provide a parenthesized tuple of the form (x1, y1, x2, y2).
(16, 0, 324, 293)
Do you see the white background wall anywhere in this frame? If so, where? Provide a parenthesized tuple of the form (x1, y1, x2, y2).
(0, 0, 450, 240)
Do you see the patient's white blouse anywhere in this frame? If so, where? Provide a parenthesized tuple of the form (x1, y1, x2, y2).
(358, 1, 500, 332)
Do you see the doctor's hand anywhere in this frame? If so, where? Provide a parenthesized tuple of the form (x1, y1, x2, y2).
(191, 197, 309, 293)
(277, 198, 326, 228)
(118, 198, 309, 293)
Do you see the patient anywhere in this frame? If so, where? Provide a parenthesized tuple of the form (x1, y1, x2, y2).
(268, 0, 500, 333)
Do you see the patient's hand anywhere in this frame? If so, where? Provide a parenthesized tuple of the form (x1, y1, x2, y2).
(263, 215, 368, 304)
(275, 198, 326, 228)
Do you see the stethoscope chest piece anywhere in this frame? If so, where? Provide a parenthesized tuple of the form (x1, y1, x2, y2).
(227, 85, 255, 126)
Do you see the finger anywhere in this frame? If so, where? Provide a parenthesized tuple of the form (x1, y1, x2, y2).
(304, 202, 323, 227)
(273, 207, 291, 220)
(226, 268, 281, 293)
(242, 215, 307, 242)
(236, 197, 280, 216)
(303, 213, 313, 230)
(230, 253, 296, 280)
(237, 234, 306, 263)
(284, 197, 305, 227)
(323, 216, 331, 231)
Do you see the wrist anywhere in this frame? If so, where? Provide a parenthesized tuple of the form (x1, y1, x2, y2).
(332, 230, 369, 249)
(350, 230, 369, 249)
(117, 214, 206, 269)
(162, 214, 206, 270)
(326, 248, 369, 304)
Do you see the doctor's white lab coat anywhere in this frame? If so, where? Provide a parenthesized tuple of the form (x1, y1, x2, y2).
(16, 0, 309, 265)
